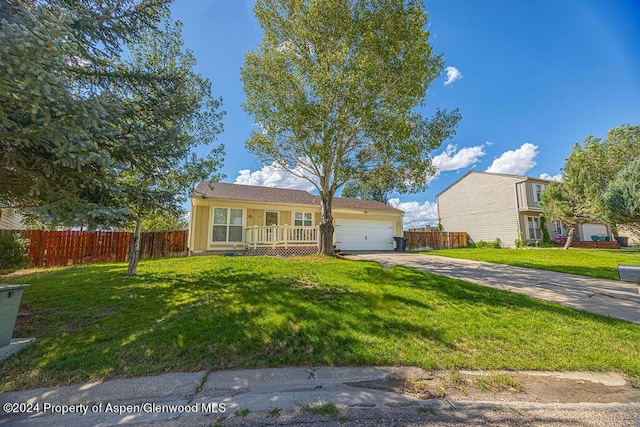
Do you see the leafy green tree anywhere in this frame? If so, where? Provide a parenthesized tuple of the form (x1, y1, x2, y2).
(341, 162, 397, 204)
(242, 0, 460, 255)
(115, 18, 225, 275)
(605, 157, 640, 237)
(0, 0, 168, 225)
(540, 181, 578, 228)
(141, 211, 189, 232)
(561, 124, 640, 225)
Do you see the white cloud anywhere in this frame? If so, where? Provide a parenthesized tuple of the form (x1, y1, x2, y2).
(235, 162, 316, 192)
(426, 143, 487, 183)
(485, 143, 538, 175)
(539, 173, 563, 182)
(444, 66, 463, 85)
(432, 144, 486, 172)
(389, 198, 439, 230)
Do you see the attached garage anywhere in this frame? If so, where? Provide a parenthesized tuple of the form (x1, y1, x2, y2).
(335, 220, 395, 251)
(581, 223, 609, 239)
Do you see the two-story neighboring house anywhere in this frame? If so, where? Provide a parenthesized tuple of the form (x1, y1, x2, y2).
(436, 171, 612, 248)
(0, 204, 26, 230)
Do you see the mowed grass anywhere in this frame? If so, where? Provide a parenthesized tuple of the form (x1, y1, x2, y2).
(1, 255, 639, 392)
(424, 248, 640, 280)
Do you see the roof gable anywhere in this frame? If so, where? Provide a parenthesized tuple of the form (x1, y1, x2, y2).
(193, 182, 403, 213)
(435, 171, 553, 199)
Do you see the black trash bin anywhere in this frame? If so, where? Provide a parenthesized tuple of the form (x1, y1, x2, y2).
(616, 236, 629, 247)
(393, 237, 407, 252)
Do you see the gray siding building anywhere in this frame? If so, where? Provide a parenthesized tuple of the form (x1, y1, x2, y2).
(436, 171, 571, 248)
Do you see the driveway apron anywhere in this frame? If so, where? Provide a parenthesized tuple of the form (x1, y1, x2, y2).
(344, 253, 640, 324)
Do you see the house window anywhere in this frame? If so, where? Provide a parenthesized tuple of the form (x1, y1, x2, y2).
(534, 184, 545, 202)
(212, 208, 243, 242)
(294, 212, 313, 226)
(526, 216, 542, 240)
(554, 220, 563, 236)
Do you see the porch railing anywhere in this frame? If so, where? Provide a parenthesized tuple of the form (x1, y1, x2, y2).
(245, 225, 319, 248)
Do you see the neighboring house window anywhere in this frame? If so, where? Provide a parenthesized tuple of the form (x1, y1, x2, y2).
(294, 212, 313, 226)
(212, 208, 243, 242)
(526, 216, 542, 240)
(554, 220, 563, 236)
(534, 184, 545, 202)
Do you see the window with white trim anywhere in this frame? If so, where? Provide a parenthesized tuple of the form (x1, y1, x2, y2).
(294, 212, 313, 226)
(526, 216, 542, 240)
(554, 220, 563, 236)
(534, 184, 545, 202)
(212, 208, 243, 242)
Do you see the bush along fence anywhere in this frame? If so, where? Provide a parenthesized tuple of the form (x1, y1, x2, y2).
(0, 230, 188, 268)
(404, 231, 468, 250)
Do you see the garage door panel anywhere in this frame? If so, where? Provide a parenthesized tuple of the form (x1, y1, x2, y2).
(335, 220, 394, 250)
(582, 223, 608, 239)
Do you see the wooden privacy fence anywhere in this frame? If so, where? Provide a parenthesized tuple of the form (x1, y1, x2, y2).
(404, 231, 468, 250)
(138, 231, 189, 260)
(0, 230, 188, 268)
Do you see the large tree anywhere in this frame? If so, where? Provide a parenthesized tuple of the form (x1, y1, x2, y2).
(242, 0, 460, 255)
(115, 18, 225, 275)
(560, 124, 640, 226)
(605, 157, 640, 238)
(0, 0, 168, 225)
(341, 161, 396, 204)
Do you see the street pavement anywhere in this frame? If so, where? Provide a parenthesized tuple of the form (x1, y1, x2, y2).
(1, 367, 639, 426)
(344, 252, 640, 324)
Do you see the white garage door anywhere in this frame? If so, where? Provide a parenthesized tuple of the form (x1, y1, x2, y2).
(335, 220, 395, 251)
(582, 223, 608, 239)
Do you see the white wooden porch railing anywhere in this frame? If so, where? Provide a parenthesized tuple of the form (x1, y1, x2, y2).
(245, 225, 319, 248)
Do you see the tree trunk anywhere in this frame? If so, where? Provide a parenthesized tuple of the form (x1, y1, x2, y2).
(317, 192, 335, 256)
(127, 216, 142, 276)
(563, 227, 575, 250)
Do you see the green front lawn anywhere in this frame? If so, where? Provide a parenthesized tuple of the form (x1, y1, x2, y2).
(424, 248, 640, 280)
(1, 255, 639, 392)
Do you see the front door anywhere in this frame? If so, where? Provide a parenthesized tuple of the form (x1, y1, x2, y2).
(264, 211, 279, 242)
(265, 211, 279, 226)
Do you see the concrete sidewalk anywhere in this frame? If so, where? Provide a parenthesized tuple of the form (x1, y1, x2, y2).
(1, 367, 639, 426)
(344, 252, 640, 324)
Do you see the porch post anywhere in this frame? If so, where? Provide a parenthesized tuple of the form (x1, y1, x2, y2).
(284, 225, 288, 249)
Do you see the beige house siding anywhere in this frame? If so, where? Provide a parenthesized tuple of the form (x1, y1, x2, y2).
(618, 226, 640, 246)
(515, 181, 546, 212)
(437, 172, 522, 247)
(0, 208, 26, 230)
(190, 198, 402, 252)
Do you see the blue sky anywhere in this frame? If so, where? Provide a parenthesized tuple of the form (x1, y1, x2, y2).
(170, 0, 640, 229)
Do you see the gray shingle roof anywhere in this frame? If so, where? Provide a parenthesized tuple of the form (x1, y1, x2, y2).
(193, 182, 402, 212)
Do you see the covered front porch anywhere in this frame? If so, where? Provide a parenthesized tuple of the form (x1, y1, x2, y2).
(245, 225, 320, 256)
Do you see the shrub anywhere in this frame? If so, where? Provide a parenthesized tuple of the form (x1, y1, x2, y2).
(466, 234, 475, 248)
(514, 232, 527, 248)
(474, 238, 502, 249)
(554, 235, 566, 245)
(0, 233, 29, 271)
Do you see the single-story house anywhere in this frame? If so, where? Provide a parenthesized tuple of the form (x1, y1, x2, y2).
(436, 171, 613, 248)
(189, 182, 404, 255)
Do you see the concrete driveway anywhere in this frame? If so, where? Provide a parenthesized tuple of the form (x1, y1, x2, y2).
(343, 252, 640, 324)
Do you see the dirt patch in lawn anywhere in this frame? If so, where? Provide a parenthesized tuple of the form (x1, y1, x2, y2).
(345, 368, 640, 404)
